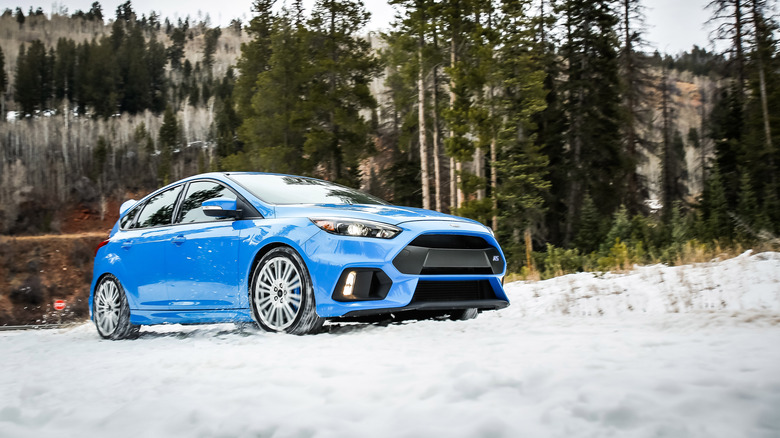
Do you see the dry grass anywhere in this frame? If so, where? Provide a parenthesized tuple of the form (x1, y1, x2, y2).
(510, 240, 779, 283)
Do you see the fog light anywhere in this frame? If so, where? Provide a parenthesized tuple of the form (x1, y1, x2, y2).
(343, 271, 356, 297)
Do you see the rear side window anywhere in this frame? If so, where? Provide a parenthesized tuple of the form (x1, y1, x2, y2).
(178, 181, 237, 224)
(120, 205, 140, 229)
(135, 185, 183, 228)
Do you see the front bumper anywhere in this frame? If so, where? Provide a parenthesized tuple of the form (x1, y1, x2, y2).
(302, 220, 509, 318)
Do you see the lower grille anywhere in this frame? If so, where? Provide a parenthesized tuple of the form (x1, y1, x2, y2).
(411, 280, 496, 303)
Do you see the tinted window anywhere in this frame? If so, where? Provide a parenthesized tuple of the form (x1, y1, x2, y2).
(178, 181, 236, 224)
(120, 205, 140, 229)
(229, 174, 387, 205)
(135, 185, 182, 228)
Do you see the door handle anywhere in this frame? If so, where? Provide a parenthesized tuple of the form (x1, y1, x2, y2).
(121, 240, 133, 249)
(172, 235, 186, 245)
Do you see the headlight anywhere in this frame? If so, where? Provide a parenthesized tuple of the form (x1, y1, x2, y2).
(310, 218, 401, 239)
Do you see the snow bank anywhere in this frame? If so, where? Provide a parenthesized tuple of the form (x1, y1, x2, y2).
(1, 252, 779, 438)
(506, 250, 780, 321)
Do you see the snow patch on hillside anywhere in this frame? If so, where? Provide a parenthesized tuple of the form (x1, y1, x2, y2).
(506, 250, 780, 320)
(0, 252, 779, 438)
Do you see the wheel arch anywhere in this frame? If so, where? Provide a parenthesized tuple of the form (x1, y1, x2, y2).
(246, 241, 324, 333)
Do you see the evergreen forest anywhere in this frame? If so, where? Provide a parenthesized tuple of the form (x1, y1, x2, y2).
(1, 0, 779, 277)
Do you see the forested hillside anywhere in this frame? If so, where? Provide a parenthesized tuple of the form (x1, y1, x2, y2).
(0, 0, 778, 275)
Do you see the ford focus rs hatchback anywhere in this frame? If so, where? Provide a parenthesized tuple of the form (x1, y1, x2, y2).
(90, 172, 509, 338)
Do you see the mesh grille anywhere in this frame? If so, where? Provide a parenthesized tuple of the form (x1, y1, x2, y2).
(411, 280, 496, 302)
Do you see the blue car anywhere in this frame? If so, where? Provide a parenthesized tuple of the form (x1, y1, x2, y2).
(90, 172, 509, 338)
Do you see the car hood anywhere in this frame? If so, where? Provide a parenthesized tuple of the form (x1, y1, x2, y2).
(272, 204, 482, 227)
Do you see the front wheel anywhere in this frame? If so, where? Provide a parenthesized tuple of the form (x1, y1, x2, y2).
(250, 247, 324, 335)
(93, 275, 140, 340)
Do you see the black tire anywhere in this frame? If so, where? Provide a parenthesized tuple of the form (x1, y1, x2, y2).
(449, 308, 479, 321)
(93, 274, 140, 340)
(249, 247, 324, 335)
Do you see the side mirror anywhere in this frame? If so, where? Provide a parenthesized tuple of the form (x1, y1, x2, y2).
(202, 197, 240, 218)
(119, 199, 137, 216)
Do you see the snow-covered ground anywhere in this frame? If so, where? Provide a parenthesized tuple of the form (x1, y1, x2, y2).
(1, 252, 779, 438)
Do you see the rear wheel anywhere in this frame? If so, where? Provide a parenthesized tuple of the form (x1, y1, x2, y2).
(449, 308, 479, 321)
(250, 247, 324, 335)
(93, 275, 140, 340)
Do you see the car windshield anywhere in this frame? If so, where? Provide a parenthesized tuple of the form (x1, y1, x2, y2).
(228, 174, 388, 205)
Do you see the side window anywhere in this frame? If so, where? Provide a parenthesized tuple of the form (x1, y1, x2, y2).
(135, 185, 183, 228)
(120, 205, 140, 229)
(178, 181, 237, 224)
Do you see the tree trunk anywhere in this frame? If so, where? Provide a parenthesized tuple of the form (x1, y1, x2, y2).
(474, 148, 484, 200)
(700, 82, 707, 192)
(432, 61, 443, 212)
(490, 134, 498, 231)
(450, 157, 456, 211)
(622, 0, 640, 213)
(488, 85, 497, 230)
(751, 2, 776, 188)
(449, 34, 463, 211)
(418, 43, 430, 209)
(660, 66, 673, 216)
(524, 227, 534, 274)
(734, 0, 746, 95)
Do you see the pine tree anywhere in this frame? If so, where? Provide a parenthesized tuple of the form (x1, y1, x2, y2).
(14, 41, 51, 116)
(741, 1, 780, 228)
(702, 162, 731, 241)
(574, 194, 602, 252)
(53, 38, 77, 105)
(239, 8, 312, 174)
(390, 0, 438, 209)
(618, 0, 652, 213)
(158, 106, 179, 184)
(234, 0, 277, 119)
(203, 27, 222, 71)
(661, 129, 688, 221)
(304, 0, 380, 185)
(736, 169, 759, 240)
(379, 30, 422, 205)
(86, 37, 120, 117)
(87, 2, 103, 21)
(147, 34, 167, 113)
(559, 0, 626, 245)
(118, 23, 151, 113)
(709, 0, 748, 98)
(494, 0, 550, 249)
(709, 84, 743, 207)
(441, 0, 476, 210)
(534, 0, 568, 245)
(167, 27, 187, 70)
(602, 204, 632, 252)
(15, 7, 24, 28)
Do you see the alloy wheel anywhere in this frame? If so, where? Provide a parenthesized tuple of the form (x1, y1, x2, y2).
(253, 256, 303, 331)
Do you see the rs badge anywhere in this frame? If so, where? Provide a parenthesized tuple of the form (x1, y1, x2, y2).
(492, 256, 500, 262)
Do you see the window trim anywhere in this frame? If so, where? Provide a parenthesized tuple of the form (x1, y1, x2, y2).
(118, 178, 263, 231)
(172, 178, 263, 226)
(124, 183, 185, 230)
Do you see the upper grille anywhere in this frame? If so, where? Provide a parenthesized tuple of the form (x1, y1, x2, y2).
(393, 234, 503, 275)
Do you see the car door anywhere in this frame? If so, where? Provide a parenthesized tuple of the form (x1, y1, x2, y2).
(119, 184, 184, 308)
(165, 180, 242, 310)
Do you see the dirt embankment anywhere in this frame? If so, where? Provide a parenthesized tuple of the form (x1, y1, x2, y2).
(0, 201, 115, 326)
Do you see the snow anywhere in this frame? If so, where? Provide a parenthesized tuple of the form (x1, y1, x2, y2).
(1, 252, 779, 438)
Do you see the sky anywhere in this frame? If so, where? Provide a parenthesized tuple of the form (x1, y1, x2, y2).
(4, 0, 716, 55)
